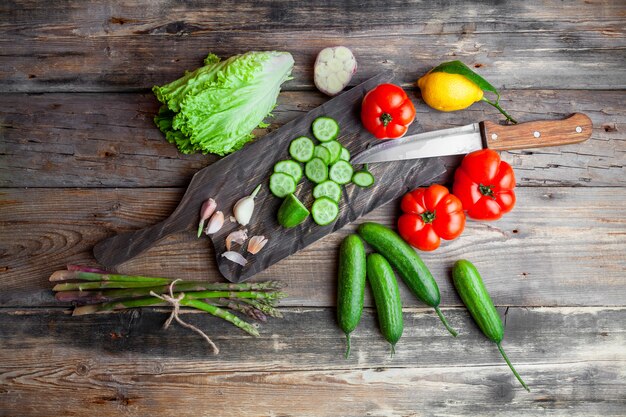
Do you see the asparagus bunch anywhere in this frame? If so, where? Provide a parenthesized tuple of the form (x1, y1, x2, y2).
(51, 265, 286, 337)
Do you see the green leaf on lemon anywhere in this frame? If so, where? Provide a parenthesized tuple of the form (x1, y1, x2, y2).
(430, 60, 499, 99)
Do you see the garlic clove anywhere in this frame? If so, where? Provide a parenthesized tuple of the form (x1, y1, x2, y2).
(205, 211, 224, 235)
(247, 235, 268, 255)
(225, 229, 248, 251)
(197, 198, 217, 237)
(221, 251, 248, 266)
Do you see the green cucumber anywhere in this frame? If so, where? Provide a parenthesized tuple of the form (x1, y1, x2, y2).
(352, 170, 375, 187)
(452, 259, 530, 392)
(340, 146, 350, 161)
(313, 180, 342, 202)
(274, 160, 302, 183)
(277, 193, 310, 228)
(289, 136, 315, 163)
(357, 222, 457, 337)
(311, 116, 340, 142)
(313, 145, 332, 165)
(322, 141, 342, 164)
(366, 253, 404, 355)
(269, 172, 297, 198)
(305, 157, 329, 184)
(311, 197, 339, 225)
(337, 235, 367, 358)
(329, 160, 353, 185)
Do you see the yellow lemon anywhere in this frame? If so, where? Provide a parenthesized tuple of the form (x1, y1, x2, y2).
(417, 71, 484, 112)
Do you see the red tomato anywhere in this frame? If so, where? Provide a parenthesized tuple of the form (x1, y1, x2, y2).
(361, 83, 416, 139)
(453, 149, 516, 221)
(397, 184, 466, 251)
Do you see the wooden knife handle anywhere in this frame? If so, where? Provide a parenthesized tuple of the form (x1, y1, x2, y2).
(481, 113, 592, 151)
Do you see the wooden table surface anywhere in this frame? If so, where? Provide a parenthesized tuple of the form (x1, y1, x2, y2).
(1, 1, 625, 416)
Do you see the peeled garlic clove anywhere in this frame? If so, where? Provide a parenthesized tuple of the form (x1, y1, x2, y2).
(205, 211, 224, 235)
(221, 251, 248, 266)
(247, 235, 268, 255)
(225, 229, 248, 251)
(233, 184, 262, 226)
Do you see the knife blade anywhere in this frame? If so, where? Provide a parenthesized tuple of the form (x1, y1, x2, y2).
(352, 113, 593, 165)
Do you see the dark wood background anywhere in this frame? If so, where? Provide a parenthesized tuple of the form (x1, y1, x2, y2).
(1, 1, 625, 416)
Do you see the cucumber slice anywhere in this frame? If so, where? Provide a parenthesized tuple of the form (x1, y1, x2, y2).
(311, 197, 339, 226)
(329, 160, 354, 185)
(269, 172, 297, 198)
(305, 157, 329, 184)
(289, 136, 315, 163)
(312, 116, 340, 142)
(313, 180, 342, 202)
(340, 146, 350, 161)
(322, 141, 342, 164)
(277, 193, 310, 228)
(274, 160, 303, 183)
(313, 145, 332, 165)
(352, 170, 375, 188)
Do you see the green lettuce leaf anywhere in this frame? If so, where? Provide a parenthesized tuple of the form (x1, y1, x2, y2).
(153, 51, 294, 155)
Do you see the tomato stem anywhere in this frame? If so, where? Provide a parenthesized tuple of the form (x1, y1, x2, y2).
(380, 113, 393, 127)
(479, 184, 496, 199)
(420, 210, 436, 224)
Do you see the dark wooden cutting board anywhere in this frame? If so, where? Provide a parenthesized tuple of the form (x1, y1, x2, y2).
(93, 72, 446, 282)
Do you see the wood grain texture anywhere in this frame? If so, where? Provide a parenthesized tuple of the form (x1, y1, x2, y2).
(1, 90, 624, 188)
(483, 113, 593, 151)
(2, 30, 624, 93)
(2, 187, 625, 307)
(0, 307, 624, 416)
(91, 72, 446, 281)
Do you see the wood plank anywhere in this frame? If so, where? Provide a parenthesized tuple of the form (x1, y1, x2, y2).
(0, 307, 624, 416)
(1, 31, 624, 93)
(1, 90, 623, 188)
(1, 187, 624, 307)
(3, 0, 624, 37)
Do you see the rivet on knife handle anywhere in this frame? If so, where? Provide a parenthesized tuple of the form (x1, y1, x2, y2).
(481, 113, 593, 151)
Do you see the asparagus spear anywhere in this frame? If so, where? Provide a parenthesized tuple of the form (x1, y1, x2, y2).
(50, 270, 171, 284)
(72, 290, 286, 315)
(52, 279, 285, 295)
(215, 298, 267, 322)
(180, 299, 260, 337)
(237, 298, 284, 318)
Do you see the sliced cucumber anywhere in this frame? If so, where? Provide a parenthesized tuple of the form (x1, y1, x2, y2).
(289, 136, 315, 163)
(329, 160, 354, 185)
(313, 145, 332, 165)
(340, 146, 350, 161)
(322, 141, 342, 164)
(312, 116, 340, 142)
(352, 170, 375, 188)
(313, 180, 342, 202)
(277, 193, 310, 228)
(274, 160, 302, 183)
(269, 172, 297, 198)
(311, 197, 339, 226)
(305, 157, 329, 184)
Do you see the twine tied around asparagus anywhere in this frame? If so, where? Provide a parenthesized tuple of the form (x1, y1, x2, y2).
(150, 279, 219, 355)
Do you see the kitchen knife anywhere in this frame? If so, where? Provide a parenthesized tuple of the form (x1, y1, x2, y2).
(351, 113, 593, 164)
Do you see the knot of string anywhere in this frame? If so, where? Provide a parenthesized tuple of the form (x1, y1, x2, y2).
(150, 279, 219, 354)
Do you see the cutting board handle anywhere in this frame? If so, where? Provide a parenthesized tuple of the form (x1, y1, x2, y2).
(93, 218, 181, 269)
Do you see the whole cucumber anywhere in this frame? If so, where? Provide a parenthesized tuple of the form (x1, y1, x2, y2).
(452, 259, 530, 391)
(337, 234, 366, 358)
(357, 222, 457, 337)
(366, 253, 403, 354)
